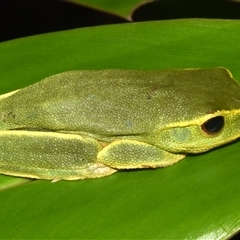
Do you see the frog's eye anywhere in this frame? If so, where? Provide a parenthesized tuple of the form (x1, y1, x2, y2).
(201, 116, 224, 135)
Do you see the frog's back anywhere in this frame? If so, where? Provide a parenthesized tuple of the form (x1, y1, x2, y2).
(1, 68, 240, 138)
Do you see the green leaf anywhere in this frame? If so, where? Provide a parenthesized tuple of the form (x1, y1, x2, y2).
(0, 19, 240, 239)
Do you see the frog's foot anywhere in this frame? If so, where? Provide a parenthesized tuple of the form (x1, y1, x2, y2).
(98, 140, 186, 169)
(50, 163, 116, 181)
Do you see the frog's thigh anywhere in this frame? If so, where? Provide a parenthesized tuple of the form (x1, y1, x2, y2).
(0, 131, 116, 180)
(98, 140, 186, 169)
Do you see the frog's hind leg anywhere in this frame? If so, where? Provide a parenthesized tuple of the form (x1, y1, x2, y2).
(98, 140, 186, 169)
(0, 130, 116, 180)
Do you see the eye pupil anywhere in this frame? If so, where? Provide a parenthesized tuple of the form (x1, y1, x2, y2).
(201, 116, 224, 135)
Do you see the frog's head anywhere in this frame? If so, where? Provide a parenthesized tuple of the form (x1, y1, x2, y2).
(157, 110, 240, 153)
(152, 67, 240, 153)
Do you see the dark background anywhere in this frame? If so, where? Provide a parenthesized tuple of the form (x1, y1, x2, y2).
(1, 0, 240, 42)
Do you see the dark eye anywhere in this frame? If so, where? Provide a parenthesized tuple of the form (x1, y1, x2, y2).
(201, 116, 224, 135)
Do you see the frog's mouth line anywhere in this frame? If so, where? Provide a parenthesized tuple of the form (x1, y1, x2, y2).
(175, 136, 240, 154)
(186, 137, 240, 156)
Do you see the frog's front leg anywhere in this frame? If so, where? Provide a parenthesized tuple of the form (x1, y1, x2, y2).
(98, 140, 186, 169)
(0, 130, 116, 180)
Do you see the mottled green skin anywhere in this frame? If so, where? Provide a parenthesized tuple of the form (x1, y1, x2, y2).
(1, 68, 240, 134)
(0, 68, 240, 180)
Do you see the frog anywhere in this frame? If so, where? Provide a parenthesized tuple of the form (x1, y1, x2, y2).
(0, 67, 240, 180)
